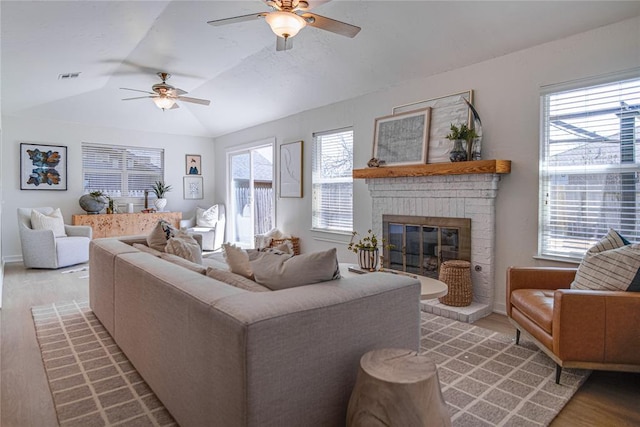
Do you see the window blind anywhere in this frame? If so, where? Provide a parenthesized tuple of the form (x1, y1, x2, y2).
(312, 128, 353, 232)
(539, 76, 640, 260)
(82, 143, 164, 197)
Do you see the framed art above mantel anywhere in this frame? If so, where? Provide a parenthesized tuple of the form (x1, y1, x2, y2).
(373, 108, 431, 166)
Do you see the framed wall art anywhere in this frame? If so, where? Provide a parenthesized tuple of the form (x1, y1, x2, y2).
(280, 140, 303, 198)
(183, 176, 203, 200)
(373, 108, 431, 166)
(392, 90, 474, 163)
(20, 143, 68, 190)
(186, 154, 201, 175)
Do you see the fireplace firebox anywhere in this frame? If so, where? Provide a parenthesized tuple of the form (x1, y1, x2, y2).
(383, 215, 471, 279)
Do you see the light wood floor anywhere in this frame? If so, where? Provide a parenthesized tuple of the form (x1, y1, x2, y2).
(1, 262, 639, 426)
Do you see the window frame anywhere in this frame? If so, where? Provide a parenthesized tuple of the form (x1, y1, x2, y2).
(538, 71, 640, 261)
(311, 127, 354, 234)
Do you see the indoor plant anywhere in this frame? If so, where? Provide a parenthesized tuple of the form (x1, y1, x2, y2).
(445, 123, 478, 162)
(151, 181, 172, 212)
(348, 229, 392, 271)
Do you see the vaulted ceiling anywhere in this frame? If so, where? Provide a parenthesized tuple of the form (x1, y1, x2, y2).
(2, 1, 639, 139)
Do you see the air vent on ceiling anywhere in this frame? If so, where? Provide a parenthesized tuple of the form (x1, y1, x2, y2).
(58, 72, 81, 80)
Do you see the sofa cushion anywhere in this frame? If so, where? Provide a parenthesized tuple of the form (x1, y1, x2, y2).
(571, 229, 640, 292)
(206, 267, 270, 292)
(160, 253, 207, 274)
(222, 243, 254, 279)
(147, 220, 178, 251)
(510, 289, 554, 334)
(165, 232, 203, 264)
(31, 208, 67, 237)
(251, 248, 341, 290)
(196, 205, 218, 228)
(132, 243, 163, 257)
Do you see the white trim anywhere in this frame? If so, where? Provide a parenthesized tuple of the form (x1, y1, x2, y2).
(540, 67, 640, 95)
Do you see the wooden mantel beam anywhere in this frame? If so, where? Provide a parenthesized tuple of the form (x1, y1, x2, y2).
(352, 160, 511, 179)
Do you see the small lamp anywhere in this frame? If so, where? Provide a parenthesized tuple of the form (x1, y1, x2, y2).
(153, 96, 176, 110)
(265, 11, 306, 39)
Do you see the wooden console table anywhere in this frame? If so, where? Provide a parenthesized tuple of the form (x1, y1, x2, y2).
(72, 212, 182, 239)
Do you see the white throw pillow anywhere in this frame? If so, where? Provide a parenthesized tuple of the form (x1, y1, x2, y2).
(196, 205, 218, 228)
(251, 248, 341, 290)
(165, 232, 203, 264)
(30, 208, 67, 237)
(222, 243, 253, 279)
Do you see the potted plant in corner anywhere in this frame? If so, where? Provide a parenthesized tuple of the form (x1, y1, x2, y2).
(445, 123, 478, 162)
(151, 181, 172, 212)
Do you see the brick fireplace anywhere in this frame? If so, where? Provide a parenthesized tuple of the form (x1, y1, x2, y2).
(357, 161, 510, 322)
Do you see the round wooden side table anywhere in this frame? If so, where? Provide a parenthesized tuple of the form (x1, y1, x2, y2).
(346, 348, 451, 427)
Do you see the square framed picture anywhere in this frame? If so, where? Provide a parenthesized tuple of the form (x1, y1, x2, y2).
(183, 176, 203, 200)
(20, 143, 68, 190)
(186, 154, 201, 175)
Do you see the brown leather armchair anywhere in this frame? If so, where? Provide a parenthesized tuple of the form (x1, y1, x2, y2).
(507, 266, 640, 383)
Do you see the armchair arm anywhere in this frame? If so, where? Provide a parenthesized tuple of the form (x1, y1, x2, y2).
(180, 216, 196, 230)
(553, 290, 640, 365)
(19, 227, 58, 268)
(65, 224, 92, 239)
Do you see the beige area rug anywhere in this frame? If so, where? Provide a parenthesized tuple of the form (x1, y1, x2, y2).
(421, 312, 591, 426)
(32, 301, 590, 427)
(31, 300, 177, 427)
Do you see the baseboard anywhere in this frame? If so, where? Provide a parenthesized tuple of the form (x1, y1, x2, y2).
(3, 255, 23, 264)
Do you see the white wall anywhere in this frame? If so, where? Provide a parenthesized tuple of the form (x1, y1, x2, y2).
(213, 16, 640, 314)
(1, 116, 215, 261)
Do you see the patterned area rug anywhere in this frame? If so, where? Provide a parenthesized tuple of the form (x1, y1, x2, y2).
(31, 301, 177, 427)
(32, 301, 590, 427)
(421, 312, 591, 426)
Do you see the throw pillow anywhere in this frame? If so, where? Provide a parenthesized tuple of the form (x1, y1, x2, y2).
(165, 232, 203, 264)
(132, 243, 163, 257)
(147, 220, 177, 251)
(222, 243, 254, 279)
(30, 208, 67, 237)
(196, 205, 218, 228)
(206, 267, 270, 292)
(160, 253, 206, 274)
(251, 248, 341, 291)
(571, 229, 640, 292)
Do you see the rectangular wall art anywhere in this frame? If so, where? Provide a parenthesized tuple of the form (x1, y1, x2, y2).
(373, 108, 431, 166)
(183, 176, 203, 200)
(280, 140, 303, 198)
(186, 154, 201, 175)
(20, 143, 68, 190)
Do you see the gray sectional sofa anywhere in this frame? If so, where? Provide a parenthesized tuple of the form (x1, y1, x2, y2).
(89, 236, 421, 427)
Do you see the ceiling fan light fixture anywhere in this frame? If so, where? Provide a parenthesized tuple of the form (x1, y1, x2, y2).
(153, 96, 176, 110)
(265, 11, 306, 38)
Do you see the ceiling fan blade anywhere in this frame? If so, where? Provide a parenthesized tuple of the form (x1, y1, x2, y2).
(122, 96, 155, 101)
(207, 12, 267, 27)
(170, 103, 180, 110)
(276, 36, 294, 51)
(168, 88, 188, 96)
(120, 87, 155, 95)
(177, 96, 211, 106)
(300, 12, 360, 38)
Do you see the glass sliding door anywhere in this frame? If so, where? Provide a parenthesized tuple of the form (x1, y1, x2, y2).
(228, 142, 274, 247)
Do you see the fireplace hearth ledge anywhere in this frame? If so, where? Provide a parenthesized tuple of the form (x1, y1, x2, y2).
(420, 299, 492, 323)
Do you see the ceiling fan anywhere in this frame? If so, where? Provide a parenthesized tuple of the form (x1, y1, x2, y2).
(207, 0, 361, 51)
(120, 72, 211, 110)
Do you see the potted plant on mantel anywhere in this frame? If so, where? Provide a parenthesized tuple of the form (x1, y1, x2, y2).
(445, 123, 478, 162)
(151, 181, 172, 212)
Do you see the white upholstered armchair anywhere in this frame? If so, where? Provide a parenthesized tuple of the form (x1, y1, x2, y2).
(180, 204, 226, 251)
(17, 207, 92, 269)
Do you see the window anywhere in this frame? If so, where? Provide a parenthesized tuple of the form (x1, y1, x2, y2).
(82, 143, 164, 197)
(539, 75, 640, 260)
(312, 128, 353, 232)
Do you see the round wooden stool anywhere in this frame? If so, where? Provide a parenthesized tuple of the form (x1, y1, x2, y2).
(346, 348, 451, 427)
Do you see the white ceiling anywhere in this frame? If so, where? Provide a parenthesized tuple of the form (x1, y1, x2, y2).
(3, 1, 640, 139)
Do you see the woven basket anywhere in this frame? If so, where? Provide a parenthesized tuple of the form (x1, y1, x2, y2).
(269, 237, 301, 255)
(438, 260, 472, 307)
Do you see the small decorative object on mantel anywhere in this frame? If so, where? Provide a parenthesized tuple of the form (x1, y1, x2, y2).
(367, 158, 386, 168)
(151, 181, 172, 212)
(79, 191, 107, 214)
(348, 229, 394, 272)
(445, 123, 478, 162)
(464, 98, 483, 161)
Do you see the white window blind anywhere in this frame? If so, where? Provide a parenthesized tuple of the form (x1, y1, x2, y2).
(539, 76, 640, 260)
(312, 128, 353, 232)
(82, 143, 164, 197)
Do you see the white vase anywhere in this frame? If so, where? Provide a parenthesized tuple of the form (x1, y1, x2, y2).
(154, 198, 167, 212)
